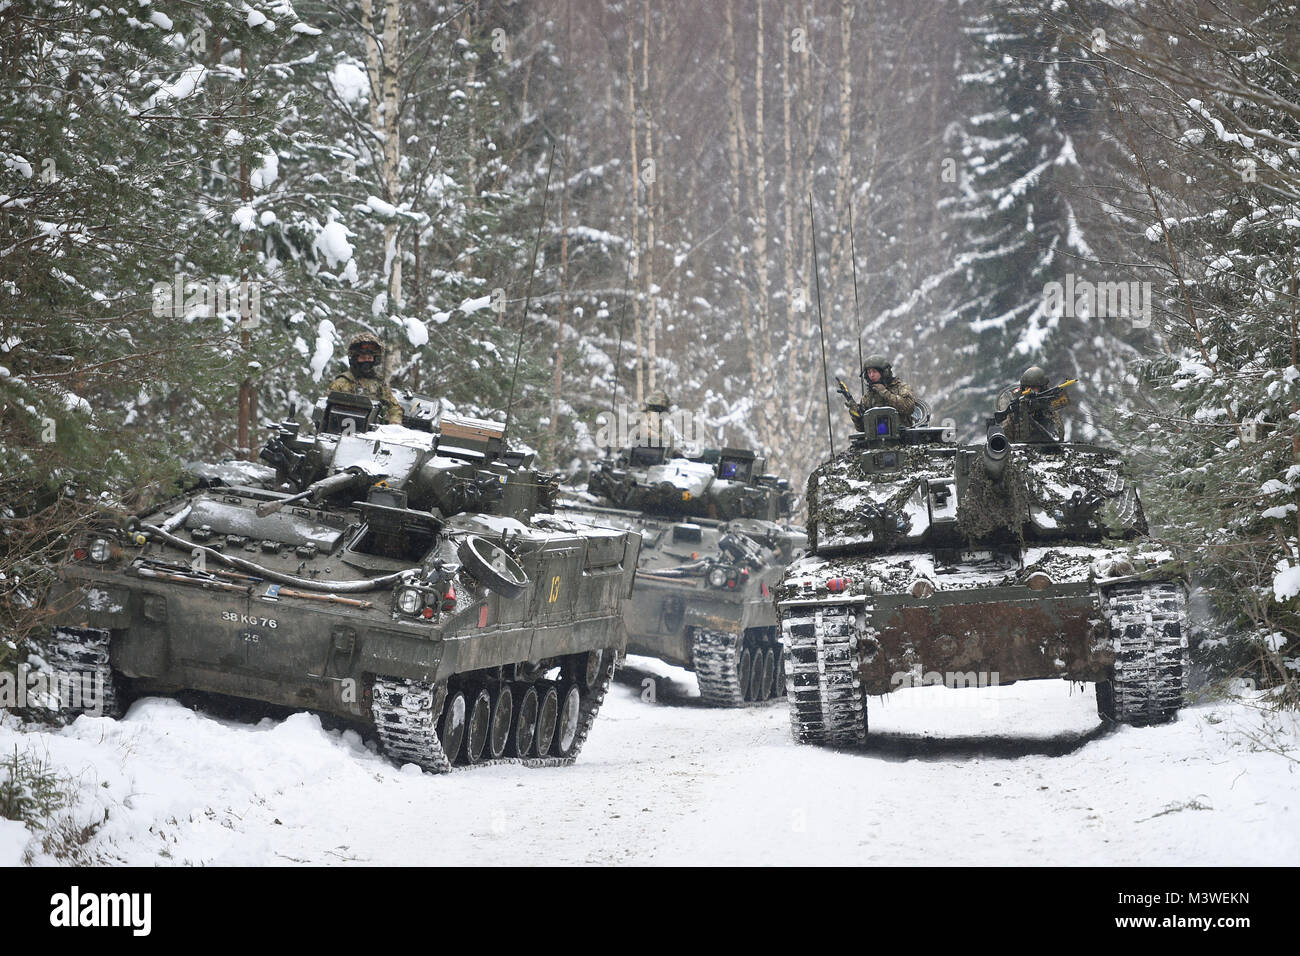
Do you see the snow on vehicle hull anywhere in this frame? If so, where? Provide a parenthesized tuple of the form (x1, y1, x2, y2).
(44, 391, 639, 773)
(775, 406, 1188, 745)
(558, 444, 805, 706)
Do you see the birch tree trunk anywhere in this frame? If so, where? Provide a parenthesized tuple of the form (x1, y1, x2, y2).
(791, 2, 828, 446)
(362, 0, 403, 380)
(549, 0, 572, 443)
(381, 0, 402, 315)
(642, 0, 657, 394)
(827, 0, 854, 324)
(750, 0, 777, 456)
(627, 9, 644, 405)
(724, 0, 758, 433)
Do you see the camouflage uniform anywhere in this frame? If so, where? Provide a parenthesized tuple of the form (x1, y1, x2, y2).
(851, 380, 917, 430)
(640, 390, 680, 452)
(327, 369, 404, 425)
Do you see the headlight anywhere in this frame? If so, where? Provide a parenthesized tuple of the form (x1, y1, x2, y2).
(397, 588, 422, 614)
(88, 538, 113, 563)
(707, 568, 728, 588)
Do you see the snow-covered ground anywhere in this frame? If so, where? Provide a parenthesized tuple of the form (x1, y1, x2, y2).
(2, 657, 1296, 866)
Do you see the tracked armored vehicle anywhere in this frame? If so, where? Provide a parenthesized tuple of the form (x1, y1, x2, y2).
(777, 405, 1187, 746)
(555, 443, 805, 705)
(45, 390, 639, 772)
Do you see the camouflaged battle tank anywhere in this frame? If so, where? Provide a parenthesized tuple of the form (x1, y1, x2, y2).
(556, 443, 806, 705)
(776, 404, 1188, 745)
(44, 390, 639, 772)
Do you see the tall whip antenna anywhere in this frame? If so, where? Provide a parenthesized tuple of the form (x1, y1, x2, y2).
(503, 142, 558, 447)
(608, 238, 635, 456)
(808, 193, 835, 457)
(849, 199, 863, 377)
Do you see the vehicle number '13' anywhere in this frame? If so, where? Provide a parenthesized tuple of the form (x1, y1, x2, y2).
(548, 575, 562, 603)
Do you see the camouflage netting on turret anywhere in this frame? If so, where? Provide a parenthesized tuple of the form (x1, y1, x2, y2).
(957, 454, 1033, 544)
(808, 445, 951, 550)
(957, 443, 1148, 544)
(1018, 444, 1147, 538)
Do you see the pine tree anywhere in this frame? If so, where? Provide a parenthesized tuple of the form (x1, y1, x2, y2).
(1099, 0, 1300, 695)
(0, 0, 285, 646)
(929, 0, 1123, 437)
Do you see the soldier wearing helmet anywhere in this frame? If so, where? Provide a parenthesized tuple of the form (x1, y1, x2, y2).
(327, 332, 404, 424)
(848, 353, 917, 431)
(640, 389, 680, 452)
(998, 365, 1064, 442)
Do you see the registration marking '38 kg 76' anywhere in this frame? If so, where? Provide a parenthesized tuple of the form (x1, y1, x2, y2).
(221, 610, 278, 628)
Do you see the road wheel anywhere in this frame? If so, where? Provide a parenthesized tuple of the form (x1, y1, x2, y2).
(534, 683, 559, 757)
(457, 536, 529, 599)
(738, 647, 754, 701)
(759, 648, 776, 700)
(438, 690, 467, 765)
(463, 688, 491, 764)
(583, 649, 605, 689)
(510, 684, 539, 757)
(552, 685, 582, 757)
(487, 685, 513, 759)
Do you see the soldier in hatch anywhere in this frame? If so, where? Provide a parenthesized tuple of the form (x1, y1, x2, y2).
(328, 332, 404, 425)
(640, 389, 682, 454)
(997, 365, 1066, 442)
(842, 354, 917, 431)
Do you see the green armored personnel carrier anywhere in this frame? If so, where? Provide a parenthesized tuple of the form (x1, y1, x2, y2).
(44, 390, 640, 772)
(776, 404, 1187, 745)
(556, 444, 805, 705)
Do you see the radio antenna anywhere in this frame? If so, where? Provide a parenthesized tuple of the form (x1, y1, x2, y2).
(849, 199, 863, 378)
(503, 142, 557, 447)
(608, 238, 634, 456)
(808, 192, 835, 457)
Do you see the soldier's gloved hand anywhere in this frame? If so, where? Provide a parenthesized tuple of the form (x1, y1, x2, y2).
(871, 383, 887, 394)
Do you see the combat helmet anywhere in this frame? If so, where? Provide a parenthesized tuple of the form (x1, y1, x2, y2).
(862, 353, 893, 383)
(1019, 365, 1049, 392)
(644, 390, 672, 413)
(347, 332, 384, 377)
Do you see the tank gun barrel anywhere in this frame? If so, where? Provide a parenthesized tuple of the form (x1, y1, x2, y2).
(984, 428, 1010, 482)
(254, 467, 375, 517)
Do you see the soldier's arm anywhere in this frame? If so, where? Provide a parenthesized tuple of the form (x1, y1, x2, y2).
(383, 387, 404, 424)
(886, 384, 916, 419)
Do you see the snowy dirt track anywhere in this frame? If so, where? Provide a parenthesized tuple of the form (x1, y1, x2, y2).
(2, 656, 1297, 867)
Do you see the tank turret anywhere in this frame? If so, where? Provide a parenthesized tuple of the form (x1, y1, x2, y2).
(558, 437, 805, 706)
(779, 402, 1185, 748)
(587, 444, 795, 523)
